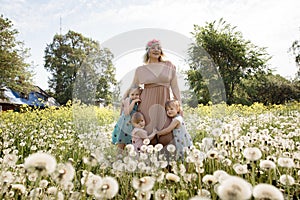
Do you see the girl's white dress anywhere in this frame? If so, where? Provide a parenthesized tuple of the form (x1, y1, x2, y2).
(172, 114, 193, 159)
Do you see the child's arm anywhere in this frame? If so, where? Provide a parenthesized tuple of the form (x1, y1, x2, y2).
(123, 98, 140, 116)
(134, 128, 149, 139)
(147, 128, 157, 140)
(157, 119, 180, 136)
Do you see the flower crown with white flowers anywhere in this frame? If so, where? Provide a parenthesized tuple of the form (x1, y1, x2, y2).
(146, 39, 161, 51)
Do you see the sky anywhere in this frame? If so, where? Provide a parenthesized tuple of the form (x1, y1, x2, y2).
(1, 0, 300, 90)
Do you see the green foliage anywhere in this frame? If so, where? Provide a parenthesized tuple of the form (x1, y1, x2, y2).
(240, 73, 300, 105)
(290, 38, 300, 79)
(44, 30, 117, 105)
(187, 18, 271, 105)
(0, 15, 33, 97)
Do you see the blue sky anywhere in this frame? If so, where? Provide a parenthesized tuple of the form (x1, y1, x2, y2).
(1, 0, 300, 90)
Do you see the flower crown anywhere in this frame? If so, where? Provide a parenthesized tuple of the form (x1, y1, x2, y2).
(146, 39, 161, 50)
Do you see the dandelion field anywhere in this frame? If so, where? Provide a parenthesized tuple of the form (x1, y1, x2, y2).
(0, 102, 300, 200)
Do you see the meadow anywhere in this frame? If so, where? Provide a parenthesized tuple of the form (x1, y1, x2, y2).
(0, 101, 299, 200)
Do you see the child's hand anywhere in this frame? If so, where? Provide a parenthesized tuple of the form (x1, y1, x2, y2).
(133, 98, 141, 104)
(152, 128, 157, 135)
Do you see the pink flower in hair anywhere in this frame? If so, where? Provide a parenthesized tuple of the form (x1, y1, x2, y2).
(146, 39, 161, 50)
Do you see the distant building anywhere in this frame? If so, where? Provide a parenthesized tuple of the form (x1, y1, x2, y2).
(0, 86, 59, 111)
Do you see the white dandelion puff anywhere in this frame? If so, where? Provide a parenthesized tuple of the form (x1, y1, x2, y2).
(253, 183, 284, 200)
(154, 189, 172, 200)
(167, 144, 176, 153)
(216, 176, 252, 200)
(154, 143, 163, 152)
(11, 184, 26, 194)
(143, 138, 150, 145)
(132, 176, 155, 192)
(277, 157, 295, 168)
(202, 174, 217, 185)
(135, 190, 152, 200)
(166, 173, 180, 182)
(94, 176, 119, 199)
(24, 152, 57, 174)
(259, 160, 276, 170)
(243, 147, 262, 161)
(279, 174, 295, 185)
(52, 162, 75, 184)
(233, 163, 248, 175)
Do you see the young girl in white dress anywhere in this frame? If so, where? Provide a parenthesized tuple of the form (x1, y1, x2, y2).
(157, 100, 193, 159)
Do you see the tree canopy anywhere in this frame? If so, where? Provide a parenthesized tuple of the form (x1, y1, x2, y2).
(0, 15, 33, 98)
(187, 18, 271, 105)
(44, 30, 116, 105)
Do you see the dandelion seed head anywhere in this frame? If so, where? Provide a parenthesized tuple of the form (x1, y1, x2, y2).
(24, 152, 57, 174)
(243, 147, 262, 161)
(166, 173, 180, 182)
(154, 189, 171, 200)
(202, 174, 217, 185)
(259, 160, 276, 170)
(233, 163, 248, 175)
(277, 157, 294, 168)
(167, 144, 176, 153)
(253, 183, 284, 200)
(143, 138, 150, 145)
(11, 184, 26, 194)
(279, 174, 295, 185)
(216, 176, 252, 200)
(94, 176, 119, 199)
(132, 176, 155, 192)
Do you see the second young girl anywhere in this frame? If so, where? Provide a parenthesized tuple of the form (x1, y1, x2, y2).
(157, 100, 193, 159)
(112, 86, 142, 150)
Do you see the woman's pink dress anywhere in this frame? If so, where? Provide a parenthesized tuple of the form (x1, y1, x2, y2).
(131, 61, 181, 146)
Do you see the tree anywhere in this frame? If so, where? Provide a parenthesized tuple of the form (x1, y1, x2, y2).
(290, 37, 300, 80)
(0, 15, 33, 98)
(187, 18, 271, 104)
(240, 74, 300, 105)
(44, 30, 116, 105)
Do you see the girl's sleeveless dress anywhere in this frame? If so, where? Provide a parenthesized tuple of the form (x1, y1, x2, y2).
(111, 102, 138, 144)
(172, 115, 193, 159)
